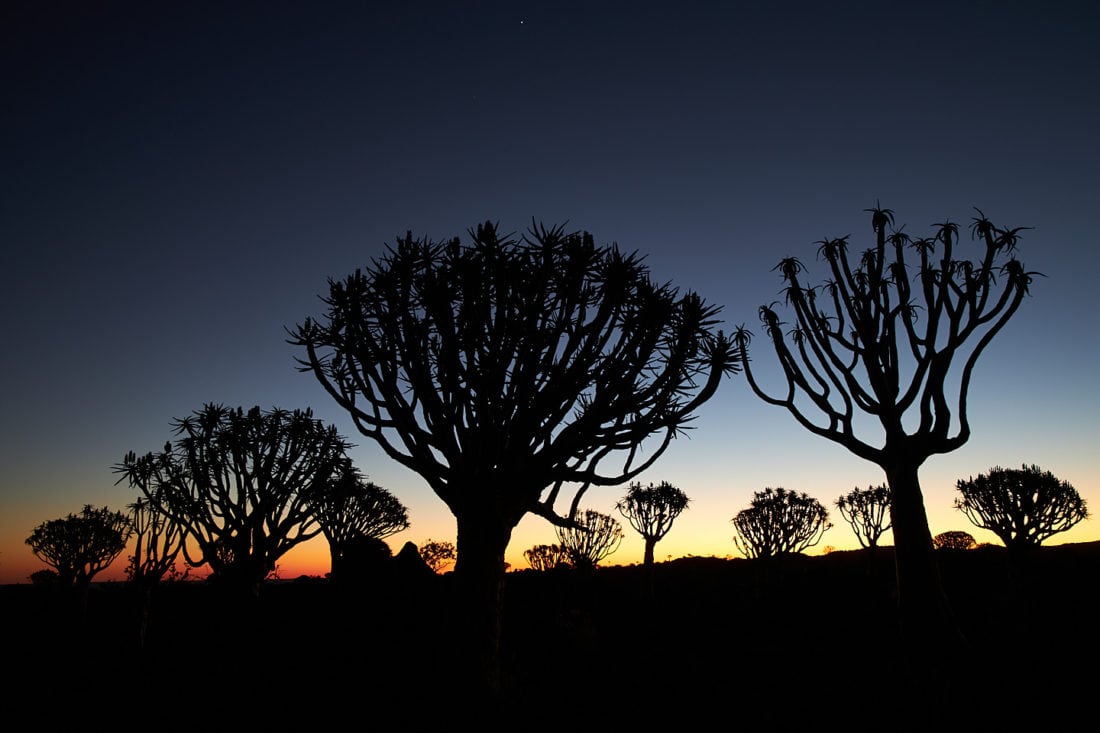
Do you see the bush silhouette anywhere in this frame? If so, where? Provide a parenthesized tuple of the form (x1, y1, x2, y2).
(933, 531, 977, 550)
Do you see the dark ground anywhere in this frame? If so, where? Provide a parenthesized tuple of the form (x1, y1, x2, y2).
(4, 542, 1097, 727)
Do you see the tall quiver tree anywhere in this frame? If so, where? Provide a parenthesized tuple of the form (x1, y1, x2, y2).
(289, 220, 738, 699)
(733, 205, 1038, 675)
(114, 403, 355, 597)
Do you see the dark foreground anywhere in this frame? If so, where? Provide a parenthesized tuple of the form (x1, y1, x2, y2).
(4, 542, 1097, 727)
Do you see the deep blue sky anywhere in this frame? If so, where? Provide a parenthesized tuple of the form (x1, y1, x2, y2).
(3, 1, 1098, 582)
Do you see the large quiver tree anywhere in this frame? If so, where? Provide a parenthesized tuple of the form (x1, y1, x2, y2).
(289, 220, 738, 700)
(733, 205, 1038, 678)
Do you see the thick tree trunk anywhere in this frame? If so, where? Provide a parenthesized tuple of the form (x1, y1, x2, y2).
(886, 461, 969, 700)
(452, 513, 513, 703)
(642, 537, 657, 567)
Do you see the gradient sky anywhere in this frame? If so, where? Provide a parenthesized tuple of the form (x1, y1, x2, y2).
(3, 1, 1098, 584)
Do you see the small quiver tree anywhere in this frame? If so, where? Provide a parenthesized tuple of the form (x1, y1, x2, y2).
(731, 488, 832, 560)
(556, 509, 624, 572)
(126, 496, 186, 647)
(127, 496, 185, 589)
(25, 504, 133, 614)
(835, 484, 892, 551)
(615, 480, 690, 569)
(524, 544, 569, 571)
(953, 464, 1088, 560)
(26, 504, 133, 588)
(314, 466, 410, 583)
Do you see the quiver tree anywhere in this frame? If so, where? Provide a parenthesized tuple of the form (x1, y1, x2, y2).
(26, 504, 133, 590)
(731, 487, 831, 559)
(615, 480, 690, 569)
(126, 496, 185, 589)
(314, 466, 410, 582)
(524, 544, 569, 571)
(126, 496, 185, 647)
(556, 509, 624, 571)
(954, 464, 1088, 557)
(835, 484, 893, 550)
(733, 204, 1039, 665)
(113, 403, 355, 596)
(289, 220, 738, 698)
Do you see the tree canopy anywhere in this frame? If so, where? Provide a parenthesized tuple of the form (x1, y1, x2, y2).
(954, 464, 1088, 552)
(557, 509, 624, 570)
(114, 403, 355, 594)
(731, 487, 832, 559)
(835, 484, 892, 549)
(26, 504, 133, 588)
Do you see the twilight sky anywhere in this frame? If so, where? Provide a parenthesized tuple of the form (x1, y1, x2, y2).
(3, 0, 1098, 584)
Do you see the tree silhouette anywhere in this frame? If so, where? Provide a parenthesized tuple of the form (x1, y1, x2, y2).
(418, 539, 456, 574)
(289, 219, 738, 697)
(523, 544, 568, 571)
(113, 403, 355, 596)
(25, 504, 133, 590)
(126, 496, 185, 589)
(835, 484, 892, 550)
(126, 496, 186, 647)
(954, 464, 1089, 556)
(29, 569, 59, 585)
(314, 467, 410, 582)
(731, 488, 831, 559)
(556, 509, 624, 571)
(933, 531, 977, 550)
(733, 204, 1038, 666)
(615, 480, 689, 568)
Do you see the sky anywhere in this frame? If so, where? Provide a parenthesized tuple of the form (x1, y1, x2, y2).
(2, 0, 1098, 585)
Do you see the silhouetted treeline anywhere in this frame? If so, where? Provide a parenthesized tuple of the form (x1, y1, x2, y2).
(4, 541, 1096, 727)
